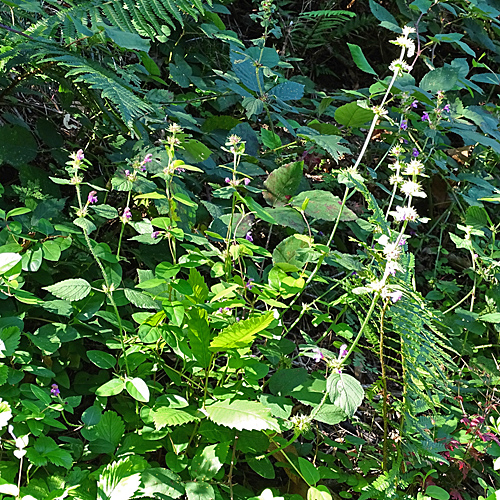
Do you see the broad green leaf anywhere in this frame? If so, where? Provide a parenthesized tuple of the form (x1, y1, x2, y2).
(95, 411, 125, 451)
(0, 124, 37, 167)
(268, 207, 305, 232)
(104, 26, 150, 52)
(96, 378, 125, 397)
(261, 129, 282, 150)
(326, 373, 364, 418)
(183, 139, 211, 163)
(205, 399, 280, 431)
(137, 468, 184, 499)
(190, 442, 229, 481)
(247, 455, 275, 479)
(307, 486, 332, 500)
(272, 235, 310, 269)
(298, 457, 320, 486)
(270, 81, 304, 101)
(30, 384, 52, 405)
(300, 133, 351, 162)
(26, 436, 72, 469)
(478, 313, 500, 323)
(334, 102, 375, 128)
(410, 0, 432, 13)
(124, 288, 159, 310)
(152, 406, 200, 429)
(42, 240, 61, 261)
(73, 217, 97, 234)
(210, 312, 275, 351)
(368, 0, 399, 31)
(185, 481, 215, 500)
(187, 309, 211, 368)
(6, 207, 31, 218)
(0, 253, 21, 274)
(92, 204, 119, 219)
(88, 350, 116, 369)
(263, 161, 303, 205)
(269, 368, 308, 396)
(347, 43, 377, 76)
(420, 67, 459, 92)
(43, 278, 91, 302)
(0, 327, 20, 357)
(291, 190, 357, 222)
(125, 377, 150, 402)
(425, 485, 450, 500)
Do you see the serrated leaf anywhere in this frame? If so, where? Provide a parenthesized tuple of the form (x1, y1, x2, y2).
(26, 436, 72, 469)
(205, 399, 279, 431)
(152, 406, 200, 429)
(0, 327, 21, 358)
(187, 309, 211, 368)
(291, 190, 357, 222)
(326, 373, 364, 418)
(125, 377, 150, 402)
(124, 288, 159, 310)
(73, 217, 97, 234)
(263, 161, 303, 205)
(210, 312, 274, 351)
(137, 468, 184, 499)
(92, 204, 119, 219)
(43, 278, 91, 302)
(347, 43, 377, 76)
(334, 102, 375, 128)
(185, 481, 215, 500)
(190, 442, 229, 481)
(96, 411, 125, 451)
(478, 313, 500, 323)
(97, 458, 141, 500)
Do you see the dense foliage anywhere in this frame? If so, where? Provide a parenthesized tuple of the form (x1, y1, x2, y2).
(0, 0, 500, 499)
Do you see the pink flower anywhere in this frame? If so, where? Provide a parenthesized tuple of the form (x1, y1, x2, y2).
(339, 344, 348, 358)
(123, 207, 132, 220)
(243, 178, 251, 185)
(75, 149, 84, 161)
(312, 348, 324, 363)
(87, 191, 98, 204)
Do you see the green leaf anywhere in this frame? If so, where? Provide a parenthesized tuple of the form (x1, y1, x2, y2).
(270, 81, 305, 101)
(97, 458, 141, 500)
(263, 161, 303, 205)
(95, 378, 125, 397)
(43, 278, 91, 302)
(88, 350, 116, 369)
(307, 486, 332, 500)
(298, 457, 320, 486)
(6, 207, 31, 218)
(347, 43, 377, 76)
(247, 455, 275, 479)
(137, 468, 184, 499)
(185, 481, 215, 500)
(409, 0, 432, 13)
(0, 327, 21, 358)
(301, 133, 352, 162)
(420, 67, 459, 92)
(0, 124, 38, 167)
(245, 197, 278, 225)
(190, 442, 229, 481)
(272, 235, 311, 270)
(478, 313, 500, 323)
(96, 411, 125, 451)
(326, 373, 364, 418)
(42, 240, 61, 261)
(152, 406, 200, 430)
(73, 217, 97, 234)
(0, 399, 12, 430)
(0, 253, 21, 274)
(104, 26, 150, 52)
(187, 309, 211, 368)
(124, 288, 159, 310)
(368, 0, 399, 31)
(183, 139, 212, 163)
(30, 384, 52, 405)
(125, 377, 150, 402)
(205, 399, 280, 431)
(261, 129, 282, 149)
(291, 190, 357, 221)
(92, 204, 119, 219)
(188, 267, 209, 303)
(26, 436, 73, 469)
(269, 368, 308, 396)
(210, 312, 275, 351)
(425, 485, 450, 500)
(334, 102, 375, 128)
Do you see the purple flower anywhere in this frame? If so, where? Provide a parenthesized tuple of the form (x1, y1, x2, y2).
(76, 149, 84, 161)
(245, 232, 253, 242)
(245, 278, 254, 290)
(443, 104, 450, 113)
(422, 112, 429, 122)
(412, 148, 419, 157)
(50, 384, 60, 396)
(318, 231, 324, 236)
(399, 237, 407, 246)
(225, 177, 231, 184)
(124, 169, 131, 178)
(339, 344, 348, 358)
(143, 153, 152, 164)
(312, 348, 324, 363)
(87, 191, 98, 204)
(411, 100, 418, 108)
(243, 178, 251, 186)
(400, 119, 408, 131)
(151, 231, 160, 239)
(403, 139, 408, 144)
(176, 167, 186, 173)
(123, 207, 132, 220)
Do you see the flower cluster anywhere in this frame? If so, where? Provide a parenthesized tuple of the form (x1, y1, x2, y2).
(225, 177, 251, 188)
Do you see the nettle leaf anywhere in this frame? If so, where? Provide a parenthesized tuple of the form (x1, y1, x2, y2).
(334, 102, 375, 128)
(185, 481, 215, 500)
(43, 278, 91, 302)
(0, 327, 21, 358)
(210, 312, 275, 351)
(188, 267, 209, 303)
(205, 400, 280, 431)
(263, 161, 303, 205)
(95, 411, 125, 451)
(92, 204, 119, 219)
(152, 406, 200, 430)
(137, 468, 184, 499)
(326, 373, 364, 418)
(270, 81, 305, 101)
(292, 190, 358, 222)
(97, 458, 141, 500)
(124, 288, 160, 310)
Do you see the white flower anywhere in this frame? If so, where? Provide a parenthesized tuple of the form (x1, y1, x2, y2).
(400, 180, 426, 198)
(383, 289, 403, 303)
(389, 60, 412, 74)
(391, 205, 419, 222)
(390, 174, 403, 186)
(391, 145, 404, 157)
(383, 242, 401, 261)
(402, 26, 416, 36)
(372, 106, 388, 117)
(389, 160, 403, 171)
(405, 159, 424, 176)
